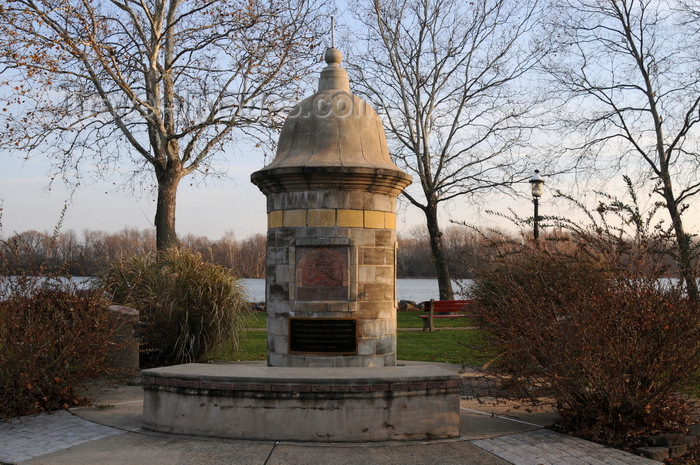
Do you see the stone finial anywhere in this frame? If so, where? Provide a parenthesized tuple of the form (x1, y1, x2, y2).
(325, 47, 342, 66)
(318, 47, 349, 92)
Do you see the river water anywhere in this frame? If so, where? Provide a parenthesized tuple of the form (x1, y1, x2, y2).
(1, 276, 472, 304)
(241, 278, 473, 303)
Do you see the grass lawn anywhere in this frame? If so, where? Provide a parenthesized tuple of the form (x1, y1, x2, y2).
(396, 329, 496, 366)
(225, 330, 267, 362)
(244, 311, 267, 329)
(396, 311, 477, 329)
(225, 311, 495, 367)
(245, 310, 476, 330)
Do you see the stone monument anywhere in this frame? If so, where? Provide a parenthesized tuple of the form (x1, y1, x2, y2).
(250, 46, 411, 368)
(140, 45, 462, 442)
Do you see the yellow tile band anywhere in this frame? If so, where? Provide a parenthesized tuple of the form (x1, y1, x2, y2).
(337, 209, 364, 228)
(283, 209, 307, 227)
(268, 210, 283, 229)
(384, 212, 397, 230)
(307, 209, 336, 226)
(364, 210, 385, 229)
(267, 209, 396, 230)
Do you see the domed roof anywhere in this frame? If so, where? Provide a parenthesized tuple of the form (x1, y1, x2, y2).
(251, 48, 411, 195)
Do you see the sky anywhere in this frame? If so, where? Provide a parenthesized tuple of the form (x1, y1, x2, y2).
(0, 139, 540, 241)
(0, 146, 269, 240)
(2, 7, 699, 243)
(2, 129, 699, 242)
(0, 3, 542, 242)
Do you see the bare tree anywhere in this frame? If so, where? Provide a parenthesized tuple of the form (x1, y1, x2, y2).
(349, 0, 545, 299)
(237, 233, 266, 277)
(544, 0, 700, 301)
(0, 0, 327, 250)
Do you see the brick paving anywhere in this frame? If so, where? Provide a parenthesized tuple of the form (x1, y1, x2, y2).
(0, 410, 123, 464)
(472, 429, 661, 465)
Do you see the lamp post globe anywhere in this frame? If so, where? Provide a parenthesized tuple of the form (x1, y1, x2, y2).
(529, 170, 545, 241)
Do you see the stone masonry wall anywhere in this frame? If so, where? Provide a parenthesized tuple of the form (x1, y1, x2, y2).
(265, 189, 398, 368)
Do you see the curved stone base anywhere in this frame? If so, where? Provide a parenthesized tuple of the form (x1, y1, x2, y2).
(141, 363, 461, 442)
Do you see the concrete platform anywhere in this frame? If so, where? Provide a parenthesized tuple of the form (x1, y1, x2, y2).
(142, 362, 462, 441)
(0, 364, 663, 465)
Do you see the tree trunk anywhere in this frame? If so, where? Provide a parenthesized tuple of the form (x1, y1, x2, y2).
(425, 203, 454, 300)
(154, 167, 182, 251)
(663, 189, 699, 303)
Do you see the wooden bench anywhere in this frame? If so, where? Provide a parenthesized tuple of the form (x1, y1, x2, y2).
(419, 299, 474, 331)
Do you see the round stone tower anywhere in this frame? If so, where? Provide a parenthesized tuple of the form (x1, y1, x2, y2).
(251, 48, 411, 368)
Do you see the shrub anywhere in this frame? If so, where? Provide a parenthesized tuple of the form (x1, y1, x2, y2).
(102, 249, 250, 368)
(0, 282, 118, 418)
(469, 191, 700, 444)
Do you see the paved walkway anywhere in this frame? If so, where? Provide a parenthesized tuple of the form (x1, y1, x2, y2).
(473, 429, 659, 465)
(0, 365, 662, 465)
(0, 411, 124, 464)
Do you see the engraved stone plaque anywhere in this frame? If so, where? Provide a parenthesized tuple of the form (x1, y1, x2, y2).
(296, 247, 349, 301)
(289, 318, 357, 354)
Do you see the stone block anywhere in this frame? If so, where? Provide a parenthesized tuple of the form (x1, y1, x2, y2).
(635, 447, 670, 461)
(267, 194, 280, 211)
(106, 306, 140, 371)
(374, 229, 395, 247)
(267, 316, 288, 337)
(299, 227, 337, 241)
(301, 191, 324, 208)
(374, 266, 394, 283)
(267, 300, 292, 316)
(294, 301, 330, 314)
(327, 301, 351, 313)
(362, 319, 393, 337)
(363, 355, 384, 367)
(669, 444, 689, 458)
(334, 357, 363, 367)
(346, 191, 365, 210)
(356, 302, 383, 319)
(275, 265, 292, 283)
(307, 209, 336, 226)
(304, 357, 336, 368)
(273, 192, 299, 211)
(378, 194, 396, 212)
(359, 301, 396, 319)
(357, 338, 377, 356)
(269, 335, 289, 355)
(376, 335, 396, 355)
(268, 210, 283, 229)
(364, 210, 385, 229)
(267, 228, 296, 248)
(337, 209, 363, 227)
(283, 209, 307, 227)
(267, 352, 288, 367)
(287, 355, 306, 367)
(269, 283, 289, 301)
(647, 433, 686, 447)
(358, 265, 376, 283)
(358, 283, 391, 302)
(267, 247, 288, 266)
(348, 228, 376, 246)
(360, 247, 389, 265)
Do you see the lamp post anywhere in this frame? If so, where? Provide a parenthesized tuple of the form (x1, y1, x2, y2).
(529, 170, 545, 242)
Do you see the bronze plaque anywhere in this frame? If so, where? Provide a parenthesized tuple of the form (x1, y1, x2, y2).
(289, 318, 357, 354)
(296, 247, 349, 301)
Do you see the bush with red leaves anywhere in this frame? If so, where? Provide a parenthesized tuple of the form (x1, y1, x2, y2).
(0, 283, 118, 418)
